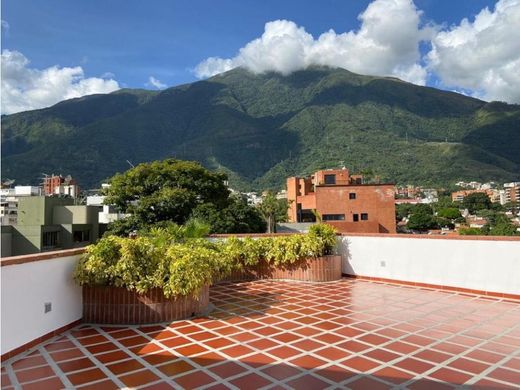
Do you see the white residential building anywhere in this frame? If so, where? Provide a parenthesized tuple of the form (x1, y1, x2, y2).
(86, 194, 129, 224)
(0, 186, 42, 225)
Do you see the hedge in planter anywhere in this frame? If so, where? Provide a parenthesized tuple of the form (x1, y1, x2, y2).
(75, 234, 225, 324)
(74, 223, 339, 323)
(215, 223, 341, 282)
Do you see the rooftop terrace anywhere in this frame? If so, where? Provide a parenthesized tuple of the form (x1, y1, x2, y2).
(1, 233, 519, 389)
(2, 279, 520, 389)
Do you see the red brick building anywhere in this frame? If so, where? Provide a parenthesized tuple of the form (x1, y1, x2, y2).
(287, 168, 396, 233)
(43, 175, 79, 197)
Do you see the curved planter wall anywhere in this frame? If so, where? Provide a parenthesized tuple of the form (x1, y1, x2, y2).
(220, 255, 342, 283)
(82, 285, 210, 325)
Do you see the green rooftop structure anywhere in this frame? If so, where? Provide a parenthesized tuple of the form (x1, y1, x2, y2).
(3, 196, 99, 256)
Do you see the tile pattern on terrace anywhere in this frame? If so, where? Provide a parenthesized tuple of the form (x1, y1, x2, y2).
(2, 279, 520, 389)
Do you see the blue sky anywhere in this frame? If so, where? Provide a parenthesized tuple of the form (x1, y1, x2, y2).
(1, 0, 494, 87)
(2, 0, 519, 113)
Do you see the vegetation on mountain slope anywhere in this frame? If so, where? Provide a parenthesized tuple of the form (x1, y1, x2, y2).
(2, 67, 519, 190)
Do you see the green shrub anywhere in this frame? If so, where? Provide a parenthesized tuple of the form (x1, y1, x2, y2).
(308, 223, 337, 255)
(216, 237, 271, 270)
(458, 227, 483, 235)
(74, 223, 337, 297)
(139, 219, 211, 243)
(265, 234, 304, 265)
(217, 223, 337, 267)
(74, 235, 123, 286)
(163, 243, 218, 297)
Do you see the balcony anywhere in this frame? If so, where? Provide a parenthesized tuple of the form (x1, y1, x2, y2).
(1, 234, 520, 389)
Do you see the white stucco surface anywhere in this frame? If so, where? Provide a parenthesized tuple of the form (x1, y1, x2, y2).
(1, 254, 82, 355)
(339, 235, 520, 295)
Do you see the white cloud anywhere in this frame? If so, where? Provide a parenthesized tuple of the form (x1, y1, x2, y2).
(194, 0, 520, 103)
(101, 72, 115, 79)
(195, 0, 430, 85)
(146, 76, 167, 90)
(1, 50, 120, 114)
(426, 0, 520, 103)
(1, 20, 9, 31)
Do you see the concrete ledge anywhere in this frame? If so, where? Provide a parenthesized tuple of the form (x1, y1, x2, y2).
(1, 248, 86, 267)
(340, 232, 520, 241)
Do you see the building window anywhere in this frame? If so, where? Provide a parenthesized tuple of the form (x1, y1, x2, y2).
(349, 193, 356, 200)
(42, 231, 59, 249)
(353, 214, 359, 222)
(324, 174, 336, 185)
(361, 213, 368, 221)
(73, 230, 90, 243)
(323, 214, 345, 221)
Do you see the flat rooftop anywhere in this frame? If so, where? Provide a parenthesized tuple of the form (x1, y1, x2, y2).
(2, 279, 519, 389)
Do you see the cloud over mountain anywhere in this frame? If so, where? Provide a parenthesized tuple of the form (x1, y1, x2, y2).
(1, 50, 120, 114)
(426, 0, 520, 103)
(196, 0, 429, 85)
(196, 0, 520, 103)
(146, 76, 167, 90)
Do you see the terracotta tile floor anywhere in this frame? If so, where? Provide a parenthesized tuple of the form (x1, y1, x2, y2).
(2, 279, 520, 389)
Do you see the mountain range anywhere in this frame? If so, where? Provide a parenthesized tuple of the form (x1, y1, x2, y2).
(2, 66, 520, 191)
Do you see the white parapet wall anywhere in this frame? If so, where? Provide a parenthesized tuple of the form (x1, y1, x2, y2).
(1, 250, 83, 356)
(338, 234, 520, 295)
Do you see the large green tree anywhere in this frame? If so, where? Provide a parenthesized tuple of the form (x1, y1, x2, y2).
(407, 213, 439, 231)
(462, 193, 492, 214)
(104, 159, 230, 233)
(257, 192, 290, 233)
(489, 222, 519, 236)
(480, 211, 519, 236)
(191, 194, 266, 234)
(395, 203, 415, 222)
(437, 207, 462, 220)
(406, 204, 438, 231)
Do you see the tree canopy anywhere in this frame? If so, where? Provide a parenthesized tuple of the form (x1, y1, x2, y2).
(257, 192, 290, 233)
(462, 193, 491, 214)
(104, 159, 265, 235)
(105, 159, 229, 215)
(191, 194, 266, 234)
(405, 203, 439, 231)
(407, 212, 438, 231)
(395, 203, 414, 222)
(437, 207, 461, 220)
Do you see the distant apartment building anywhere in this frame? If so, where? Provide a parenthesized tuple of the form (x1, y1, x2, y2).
(395, 186, 438, 203)
(287, 168, 396, 233)
(276, 190, 287, 200)
(43, 174, 80, 198)
(451, 189, 499, 203)
(86, 191, 129, 236)
(452, 185, 517, 205)
(0, 186, 42, 225)
(1, 196, 99, 257)
(455, 181, 485, 190)
(396, 185, 419, 199)
(503, 182, 520, 204)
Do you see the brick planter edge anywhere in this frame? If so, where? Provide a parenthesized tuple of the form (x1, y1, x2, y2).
(218, 255, 342, 283)
(82, 284, 210, 325)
